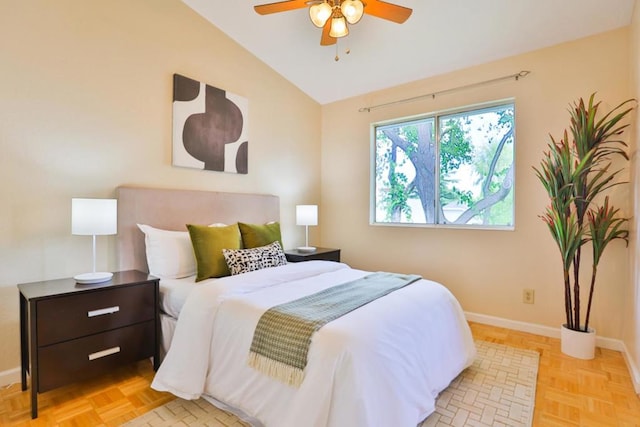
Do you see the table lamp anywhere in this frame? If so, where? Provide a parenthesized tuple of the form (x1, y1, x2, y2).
(296, 205, 317, 253)
(72, 198, 117, 284)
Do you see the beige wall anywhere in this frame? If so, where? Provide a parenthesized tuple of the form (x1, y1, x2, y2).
(624, 0, 640, 390)
(0, 1, 321, 373)
(320, 29, 632, 339)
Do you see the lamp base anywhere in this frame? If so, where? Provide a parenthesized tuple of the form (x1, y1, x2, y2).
(296, 246, 317, 253)
(74, 272, 113, 284)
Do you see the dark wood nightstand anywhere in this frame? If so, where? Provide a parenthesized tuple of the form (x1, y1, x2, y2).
(285, 247, 341, 263)
(18, 270, 159, 418)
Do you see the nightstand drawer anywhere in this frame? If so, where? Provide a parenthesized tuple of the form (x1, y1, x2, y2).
(38, 320, 155, 392)
(37, 283, 155, 346)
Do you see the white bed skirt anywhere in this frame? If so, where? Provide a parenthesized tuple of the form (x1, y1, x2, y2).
(159, 312, 177, 362)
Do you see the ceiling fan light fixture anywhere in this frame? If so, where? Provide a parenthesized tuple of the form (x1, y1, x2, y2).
(309, 1, 333, 28)
(340, 0, 364, 24)
(255, 0, 412, 59)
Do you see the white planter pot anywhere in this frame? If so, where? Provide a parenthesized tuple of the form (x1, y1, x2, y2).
(560, 324, 596, 360)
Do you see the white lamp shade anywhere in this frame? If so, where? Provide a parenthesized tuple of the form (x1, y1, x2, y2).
(72, 198, 117, 235)
(296, 205, 318, 226)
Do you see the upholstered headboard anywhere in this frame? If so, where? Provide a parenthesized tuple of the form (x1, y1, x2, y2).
(116, 186, 280, 273)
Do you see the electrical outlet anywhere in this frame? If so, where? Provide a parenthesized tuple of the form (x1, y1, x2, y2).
(523, 289, 535, 304)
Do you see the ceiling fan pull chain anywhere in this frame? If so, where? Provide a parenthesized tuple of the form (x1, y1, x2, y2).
(334, 37, 352, 61)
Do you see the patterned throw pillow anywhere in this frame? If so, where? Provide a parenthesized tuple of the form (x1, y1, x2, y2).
(223, 241, 288, 275)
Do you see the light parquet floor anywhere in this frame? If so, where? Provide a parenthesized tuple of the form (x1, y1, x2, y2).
(0, 361, 173, 426)
(1, 322, 639, 426)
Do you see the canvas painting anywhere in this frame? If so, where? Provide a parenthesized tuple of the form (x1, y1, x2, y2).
(172, 73, 248, 174)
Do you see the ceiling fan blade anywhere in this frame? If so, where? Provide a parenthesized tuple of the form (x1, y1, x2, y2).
(365, 0, 412, 23)
(320, 19, 337, 46)
(254, 0, 308, 15)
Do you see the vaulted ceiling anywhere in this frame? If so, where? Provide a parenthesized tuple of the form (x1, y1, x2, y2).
(182, 0, 635, 104)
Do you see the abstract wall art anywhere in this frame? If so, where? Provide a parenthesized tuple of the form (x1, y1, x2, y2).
(172, 73, 248, 174)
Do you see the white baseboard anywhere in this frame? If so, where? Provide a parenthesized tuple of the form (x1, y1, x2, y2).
(465, 311, 640, 393)
(0, 367, 21, 388)
(621, 341, 640, 394)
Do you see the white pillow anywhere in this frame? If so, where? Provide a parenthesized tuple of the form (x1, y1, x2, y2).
(137, 224, 196, 279)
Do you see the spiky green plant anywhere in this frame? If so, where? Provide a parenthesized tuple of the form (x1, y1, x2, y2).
(534, 93, 634, 332)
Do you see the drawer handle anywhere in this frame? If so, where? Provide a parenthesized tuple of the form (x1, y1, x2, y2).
(88, 346, 121, 361)
(88, 306, 120, 317)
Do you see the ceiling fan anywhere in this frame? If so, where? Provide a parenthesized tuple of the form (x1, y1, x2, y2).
(254, 0, 413, 46)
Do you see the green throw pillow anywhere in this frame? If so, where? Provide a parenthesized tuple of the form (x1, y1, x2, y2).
(238, 222, 283, 249)
(187, 223, 242, 281)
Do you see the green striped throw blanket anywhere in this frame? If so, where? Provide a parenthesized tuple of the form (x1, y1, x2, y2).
(247, 272, 421, 387)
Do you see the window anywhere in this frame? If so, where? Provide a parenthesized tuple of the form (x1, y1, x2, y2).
(372, 101, 515, 228)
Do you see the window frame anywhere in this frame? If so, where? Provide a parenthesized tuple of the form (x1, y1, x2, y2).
(369, 98, 516, 231)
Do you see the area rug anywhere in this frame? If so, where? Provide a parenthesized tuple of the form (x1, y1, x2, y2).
(420, 340, 539, 427)
(124, 340, 539, 427)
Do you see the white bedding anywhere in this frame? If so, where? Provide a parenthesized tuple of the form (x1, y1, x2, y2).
(158, 276, 200, 318)
(152, 261, 476, 427)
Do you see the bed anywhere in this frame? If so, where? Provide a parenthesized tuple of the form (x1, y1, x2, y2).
(116, 186, 476, 427)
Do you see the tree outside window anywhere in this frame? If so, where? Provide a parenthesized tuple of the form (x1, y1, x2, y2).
(373, 102, 515, 228)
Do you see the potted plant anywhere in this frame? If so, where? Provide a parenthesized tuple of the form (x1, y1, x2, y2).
(534, 93, 634, 359)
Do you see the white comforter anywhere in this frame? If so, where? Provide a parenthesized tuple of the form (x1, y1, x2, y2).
(151, 261, 476, 427)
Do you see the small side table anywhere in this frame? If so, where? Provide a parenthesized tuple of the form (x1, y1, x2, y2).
(285, 247, 341, 263)
(18, 270, 160, 418)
